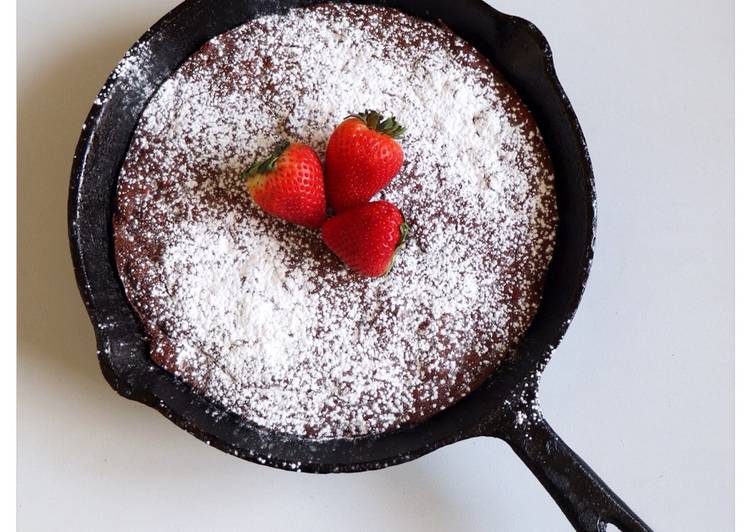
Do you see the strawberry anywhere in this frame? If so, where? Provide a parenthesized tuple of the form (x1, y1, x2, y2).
(322, 201, 409, 277)
(243, 141, 326, 229)
(325, 110, 406, 212)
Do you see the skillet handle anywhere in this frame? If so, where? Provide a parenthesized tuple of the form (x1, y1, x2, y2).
(496, 414, 652, 532)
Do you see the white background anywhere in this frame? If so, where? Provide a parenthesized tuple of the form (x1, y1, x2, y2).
(17, 0, 734, 530)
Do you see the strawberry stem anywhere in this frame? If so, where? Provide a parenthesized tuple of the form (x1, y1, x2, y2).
(381, 221, 409, 277)
(241, 140, 290, 179)
(397, 222, 410, 249)
(351, 110, 406, 139)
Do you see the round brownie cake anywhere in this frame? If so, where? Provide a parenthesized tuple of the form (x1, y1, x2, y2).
(113, 3, 558, 439)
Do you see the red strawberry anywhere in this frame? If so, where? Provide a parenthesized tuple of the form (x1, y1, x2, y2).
(325, 110, 406, 212)
(322, 201, 409, 277)
(243, 141, 326, 229)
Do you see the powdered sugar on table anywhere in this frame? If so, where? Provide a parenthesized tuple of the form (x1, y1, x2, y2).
(114, 4, 557, 439)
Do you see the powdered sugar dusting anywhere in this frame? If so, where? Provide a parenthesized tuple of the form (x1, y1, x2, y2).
(94, 39, 153, 106)
(114, 4, 557, 439)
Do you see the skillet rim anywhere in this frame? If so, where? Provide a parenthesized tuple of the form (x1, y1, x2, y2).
(68, 0, 596, 473)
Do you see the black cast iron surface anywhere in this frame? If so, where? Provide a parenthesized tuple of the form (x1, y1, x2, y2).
(68, 1, 652, 530)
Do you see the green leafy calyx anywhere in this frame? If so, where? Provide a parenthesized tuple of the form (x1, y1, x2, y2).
(242, 140, 290, 179)
(351, 110, 406, 139)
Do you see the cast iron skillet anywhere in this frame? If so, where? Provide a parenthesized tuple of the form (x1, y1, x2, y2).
(68, 1, 652, 530)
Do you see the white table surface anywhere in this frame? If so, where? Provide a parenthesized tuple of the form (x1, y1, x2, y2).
(18, 0, 733, 530)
